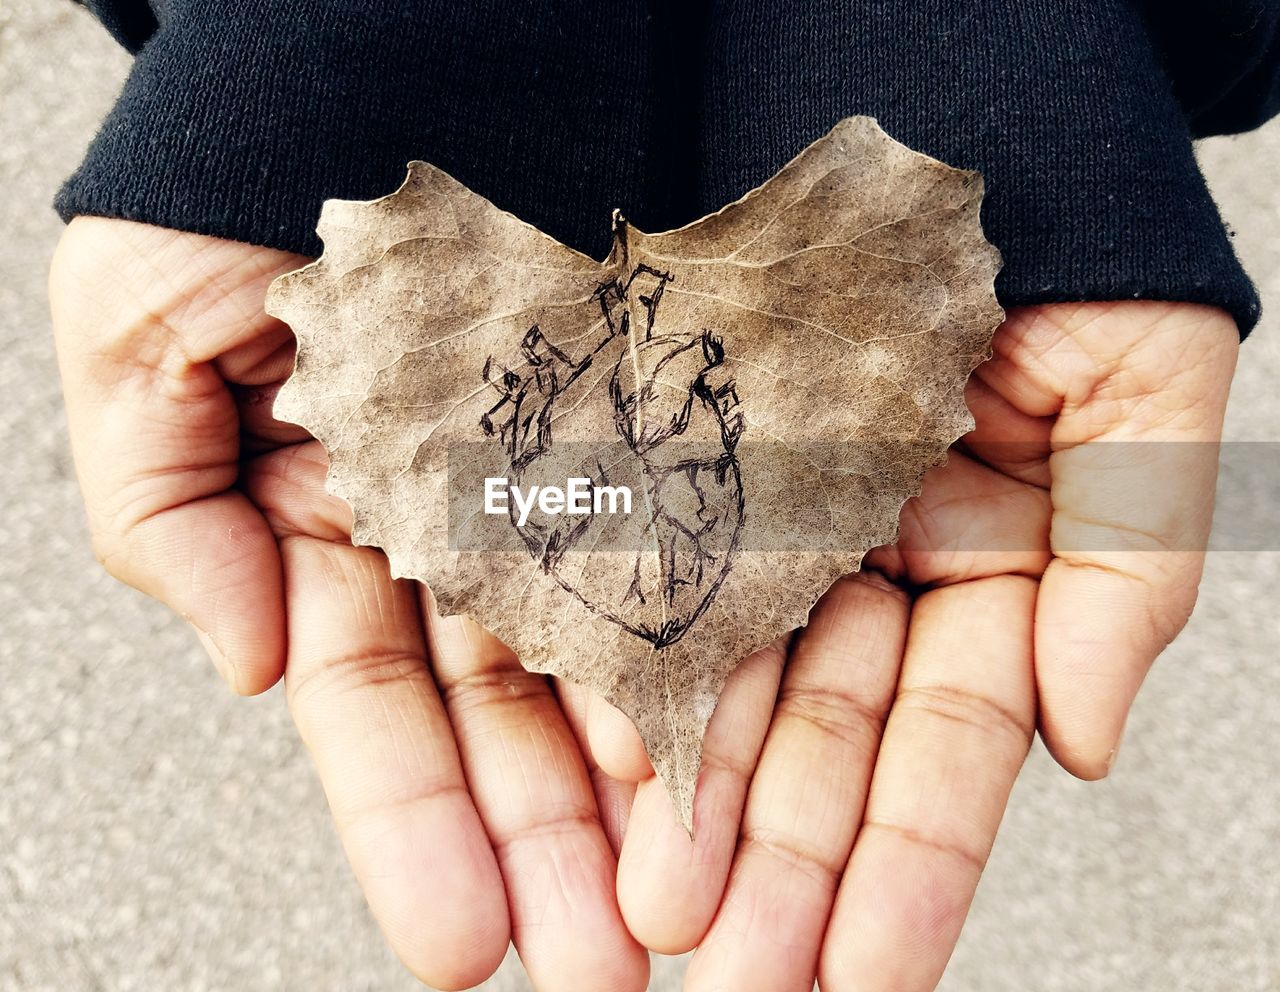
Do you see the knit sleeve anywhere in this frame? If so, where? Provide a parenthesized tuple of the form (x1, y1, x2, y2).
(56, 1, 685, 266)
(692, 1, 1280, 337)
(58, 1, 1279, 335)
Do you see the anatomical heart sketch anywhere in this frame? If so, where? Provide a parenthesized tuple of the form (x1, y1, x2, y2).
(479, 262, 745, 649)
(266, 117, 1004, 826)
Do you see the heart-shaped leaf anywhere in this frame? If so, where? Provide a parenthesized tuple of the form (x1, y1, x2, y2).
(266, 117, 1003, 829)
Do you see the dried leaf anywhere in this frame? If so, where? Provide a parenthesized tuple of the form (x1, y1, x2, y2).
(266, 117, 1003, 829)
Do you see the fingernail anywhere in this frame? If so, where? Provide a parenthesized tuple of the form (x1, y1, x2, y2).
(1105, 741, 1121, 774)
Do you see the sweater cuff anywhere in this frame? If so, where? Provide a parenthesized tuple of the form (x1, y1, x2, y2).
(57, 2, 675, 265)
(57, 1, 1262, 336)
(693, 1, 1263, 336)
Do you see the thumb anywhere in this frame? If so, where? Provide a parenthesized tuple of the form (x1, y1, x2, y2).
(999, 303, 1238, 778)
(50, 218, 308, 693)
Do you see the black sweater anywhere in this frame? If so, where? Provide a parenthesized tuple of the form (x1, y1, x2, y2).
(58, 1, 1280, 335)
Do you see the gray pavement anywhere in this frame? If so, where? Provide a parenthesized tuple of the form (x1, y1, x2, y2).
(2, 2, 1278, 990)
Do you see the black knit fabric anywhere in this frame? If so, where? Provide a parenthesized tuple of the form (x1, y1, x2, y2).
(58, 0, 1280, 335)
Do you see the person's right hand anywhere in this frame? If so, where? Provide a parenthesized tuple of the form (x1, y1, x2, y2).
(576, 299, 1238, 992)
(49, 217, 648, 992)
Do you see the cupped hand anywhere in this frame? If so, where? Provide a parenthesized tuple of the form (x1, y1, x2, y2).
(49, 217, 649, 992)
(584, 301, 1239, 991)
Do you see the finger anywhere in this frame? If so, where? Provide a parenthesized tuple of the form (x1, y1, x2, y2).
(221, 326, 311, 450)
(1034, 304, 1238, 777)
(423, 598, 649, 992)
(596, 777, 637, 859)
(282, 539, 509, 991)
(556, 679, 638, 857)
(959, 373, 1052, 488)
(49, 220, 308, 693)
(818, 575, 1036, 992)
(586, 692, 655, 784)
(865, 450, 1051, 588)
(246, 442, 509, 987)
(1036, 446, 1215, 777)
(616, 637, 786, 953)
(233, 381, 313, 451)
(684, 574, 908, 992)
(241, 441, 353, 542)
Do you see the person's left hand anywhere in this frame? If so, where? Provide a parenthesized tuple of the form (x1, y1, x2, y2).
(578, 300, 1238, 991)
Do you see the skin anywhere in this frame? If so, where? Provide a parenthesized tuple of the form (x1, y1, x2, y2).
(50, 216, 1239, 991)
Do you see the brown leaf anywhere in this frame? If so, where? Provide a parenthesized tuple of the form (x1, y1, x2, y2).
(265, 116, 1003, 830)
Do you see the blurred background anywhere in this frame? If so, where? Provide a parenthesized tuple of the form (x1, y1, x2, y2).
(2, 1, 1277, 989)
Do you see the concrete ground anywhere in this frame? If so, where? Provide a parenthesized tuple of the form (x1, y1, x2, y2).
(2, 2, 1278, 990)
